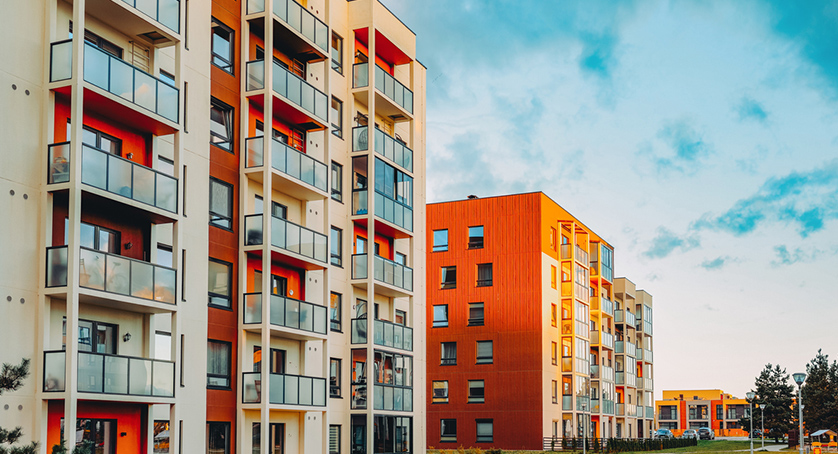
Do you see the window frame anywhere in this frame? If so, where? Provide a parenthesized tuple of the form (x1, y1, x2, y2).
(331, 32, 343, 74)
(330, 358, 341, 398)
(476, 340, 493, 364)
(331, 226, 343, 266)
(468, 302, 484, 326)
(440, 266, 456, 289)
(209, 177, 234, 230)
(440, 419, 457, 443)
(468, 225, 484, 249)
(331, 161, 343, 202)
(206, 421, 231, 454)
(432, 305, 448, 328)
(331, 96, 343, 138)
(210, 97, 234, 152)
(432, 380, 449, 404)
(206, 340, 232, 389)
(468, 380, 485, 403)
(208, 257, 233, 310)
(330, 292, 342, 332)
(476, 263, 493, 287)
(432, 229, 448, 252)
(211, 18, 234, 74)
(476, 419, 493, 443)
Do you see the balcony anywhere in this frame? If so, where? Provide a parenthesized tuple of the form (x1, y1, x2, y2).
(576, 245, 589, 266)
(352, 63, 414, 116)
(352, 126, 414, 173)
(591, 364, 600, 379)
(602, 399, 615, 415)
(601, 366, 614, 382)
(241, 372, 327, 407)
(43, 350, 174, 398)
(562, 395, 572, 411)
(600, 297, 614, 316)
(48, 142, 178, 214)
(272, 0, 328, 54)
(50, 41, 179, 124)
(46, 246, 176, 305)
(351, 254, 413, 294)
(577, 396, 590, 412)
(271, 60, 328, 126)
(244, 214, 328, 266)
(643, 349, 653, 362)
(616, 403, 624, 416)
(120, 0, 180, 33)
(626, 404, 638, 416)
(351, 189, 413, 232)
(615, 309, 637, 327)
(615, 371, 637, 387)
(374, 384, 413, 412)
(350, 318, 413, 352)
(644, 377, 653, 391)
(646, 406, 654, 419)
(244, 136, 328, 197)
(242, 293, 327, 336)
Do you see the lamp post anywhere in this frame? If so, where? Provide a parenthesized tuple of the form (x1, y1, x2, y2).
(747, 392, 755, 454)
(793, 373, 807, 454)
(760, 403, 768, 450)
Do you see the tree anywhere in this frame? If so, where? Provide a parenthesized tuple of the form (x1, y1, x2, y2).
(739, 364, 795, 442)
(802, 350, 838, 433)
(0, 358, 38, 454)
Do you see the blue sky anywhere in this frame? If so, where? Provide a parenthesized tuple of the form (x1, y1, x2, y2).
(385, 0, 838, 398)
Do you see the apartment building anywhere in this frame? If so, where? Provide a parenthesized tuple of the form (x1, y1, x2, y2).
(425, 193, 654, 449)
(0, 0, 425, 453)
(656, 390, 751, 437)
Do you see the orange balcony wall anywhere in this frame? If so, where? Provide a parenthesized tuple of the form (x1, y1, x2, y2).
(245, 255, 305, 299)
(47, 401, 147, 454)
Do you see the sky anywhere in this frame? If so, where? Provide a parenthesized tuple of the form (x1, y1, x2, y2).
(383, 0, 838, 400)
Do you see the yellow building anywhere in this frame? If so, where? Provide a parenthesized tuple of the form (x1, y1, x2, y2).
(656, 390, 751, 437)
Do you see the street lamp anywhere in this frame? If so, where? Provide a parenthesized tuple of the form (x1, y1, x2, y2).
(793, 373, 806, 454)
(747, 392, 755, 454)
(760, 403, 769, 450)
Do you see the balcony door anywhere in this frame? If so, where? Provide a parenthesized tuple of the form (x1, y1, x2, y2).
(62, 318, 117, 354)
(253, 347, 286, 375)
(252, 422, 285, 454)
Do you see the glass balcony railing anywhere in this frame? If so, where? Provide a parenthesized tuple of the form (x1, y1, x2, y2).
(353, 62, 369, 89)
(273, 0, 328, 53)
(351, 254, 413, 293)
(244, 136, 328, 193)
(374, 64, 413, 114)
(601, 297, 614, 316)
(616, 403, 625, 416)
(602, 332, 614, 349)
(560, 244, 572, 260)
(272, 60, 328, 124)
(645, 377, 653, 391)
(576, 396, 590, 412)
(247, 0, 265, 13)
(120, 0, 180, 32)
(83, 42, 179, 122)
(591, 398, 601, 413)
(626, 310, 637, 326)
(562, 395, 572, 411)
(627, 342, 637, 358)
(350, 318, 413, 352)
(590, 364, 599, 379)
(50, 40, 73, 83)
(352, 126, 369, 152)
(244, 214, 328, 264)
(43, 350, 174, 397)
(52, 143, 178, 212)
(351, 126, 414, 173)
(576, 245, 589, 266)
(45, 246, 176, 304)
(590, 331, 600, 345)
(241, 371, 327, 406)
(603, 399, 615, 415)
(374, 189, 413, 232)
(246, 60, 265, 91)
(374, 384, 413, 412)
(637, 349, 643, 360)
(616, 371, 624, 385)
(601, 365, 614, 382)
(352, 189, 368, 216)
(242, 292, 327, 335)
(646, 406, 654, 419)
(644, 349, 653, 362)
(626, 403, 638, 416)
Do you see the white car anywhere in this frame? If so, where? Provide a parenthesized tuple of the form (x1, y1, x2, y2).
(682, 429, 698, 439)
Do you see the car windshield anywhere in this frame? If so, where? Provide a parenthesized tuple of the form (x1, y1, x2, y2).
(656, 430, 668, 434)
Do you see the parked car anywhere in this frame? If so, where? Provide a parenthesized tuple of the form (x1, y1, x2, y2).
(752, 430, 764, 439)
(655, 429, 675, 439)
(682, 429, 699, 439)
(698, 427, 715, 440)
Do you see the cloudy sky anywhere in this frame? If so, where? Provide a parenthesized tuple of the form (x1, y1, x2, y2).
(384, 0, 838, 399)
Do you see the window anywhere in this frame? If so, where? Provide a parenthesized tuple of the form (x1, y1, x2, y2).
(552, 380, 558, 403)
(331, 33, 343, 73)
(330, 292, 342, 331)
(155, 331, 172, 360)
(476, 419, 493, 443)
(157, 244, 173, 267)
(440, 419, 456, 443)
(60, 419, 117, 454)
(154, 421, 170, 453)
(331, 227, 342, 266)
(208, 258, 232, 309)
(551, 304, 557, 327)
(552, 342, 558, 365)
(73, 221, 120, 253)
(329, 425, 341, 454)
(476, 340, 493, 364)
(550, 227, 557, 251)
(468, 303, 484, 326)
(476, 263, 493, 287)
(432, 380, 448, 403)
(61, 318, 117, 354)
(210, 98, 234, 151)
(331, 97, 343, 137)
(441, 342, 456, 365)
(432, 305, 448, 328)
(551, 265, 557, 289)
(441, 266, 456, 289)
(432, 229, 448, 252)
(207, 340, 231, 388)
(331, 161, 343, 202)
(209, 177, 233, 229)
(395, 252, 407, 265)
(468, 225, 484, 249)
(468, 380, 485, 403)
(330, 358, 341, 398)
(159, 70, 176, 86)
(206, 421, 230, 454)
(80, 124, 122, 155)
(395, 310, 406, 325)
(211, 18, 234, 73)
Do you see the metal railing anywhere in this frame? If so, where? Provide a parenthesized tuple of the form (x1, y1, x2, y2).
(349, 318, 413, 351)
(352, 63, 414, 114)
(243, 214, 328, 264)
(373, 384, 413, 412)
(241, 292, 327, 335)
(52, 142, 178, 212)
(542, 437, 697, 451)
(241, 371, 326, 406)
(351, 254, 413, 292)
(45, 246, 176, 304)
(272, 0, 328, 53)
(43, 350, 174, 397)
(120, 0, 180, 32)
(244, 136, 328, 193)
(272, 59, 328, 123)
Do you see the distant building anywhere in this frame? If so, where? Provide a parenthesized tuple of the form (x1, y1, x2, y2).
(656, 390, 750, 437)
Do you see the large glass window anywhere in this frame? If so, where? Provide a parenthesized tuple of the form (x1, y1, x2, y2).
(440, 266, 456, 289)
(330, 292, 342, 331)
(62, 318, 117, 354)
(210, 98, 234, 151)
(440, 419, 456, 443)
(154, 420, 169, 453)
(476, 263, 493, 287)
(432, 381, 448, 404)
(331, 161, 343, 202)
(476, 420, 493, 443)
(476, 340, 493, 364)
(468, 380, 485, 403)
(331, 227, 342, 266)
(61, 418, 117, 454)
(331, 33, 343, 73)
(330, 358, 341, 398)
(432, 305, 448, 328)
(208, 258, 232, 309)
(468, 303, 484, 326)
(207, 340, 231, 388)
(373, 416, 411, 454)
(211, 19, 234, 73)
(601, 245, 614, 281)
(468, 226, 484, 249)
(440, 342, 456, 366)
(209, 177, 233, 229)
(206, 421, 230, 454)
(374, 157, 412, 206)
(432, 229, 448, 252)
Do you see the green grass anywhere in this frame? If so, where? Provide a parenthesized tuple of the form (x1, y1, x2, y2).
(541, 440, 786, 454)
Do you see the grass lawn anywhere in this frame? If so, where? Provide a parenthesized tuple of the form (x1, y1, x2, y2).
(544, 440, 786, 454)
